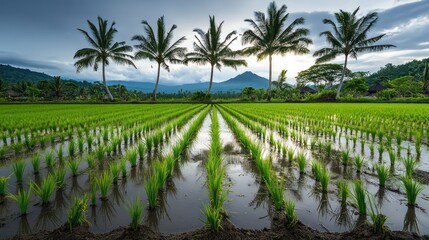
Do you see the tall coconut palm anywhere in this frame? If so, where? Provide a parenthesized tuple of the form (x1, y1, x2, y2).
(273, 69, 288, 91)
(132, 16, 187, 101)
(314, 7, 396, 98)
(49, 76, 65, 99)
(186, 16, 247, 95)
(242, 2, 312, 101)
(74, 16, 136, 100)
(423, 63, 429, 92)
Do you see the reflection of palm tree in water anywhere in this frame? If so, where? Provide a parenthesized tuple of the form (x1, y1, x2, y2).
(403, 207, 419, 234)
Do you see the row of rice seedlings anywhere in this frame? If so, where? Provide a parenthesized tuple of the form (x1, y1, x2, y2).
(145, 107, 210, 209)
(202, 108, 226, 232)
(218, 106, 288, 213)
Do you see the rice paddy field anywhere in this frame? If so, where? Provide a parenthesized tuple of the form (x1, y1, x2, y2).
(0, 103, 429, 238)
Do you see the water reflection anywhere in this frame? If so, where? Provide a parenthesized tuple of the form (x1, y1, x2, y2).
(403, 207, 419, 234)
(34, 205, 61, 230)
(17, 215, 31, 235)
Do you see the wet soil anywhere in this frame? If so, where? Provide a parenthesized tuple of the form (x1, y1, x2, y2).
(9, 219, 428, 240)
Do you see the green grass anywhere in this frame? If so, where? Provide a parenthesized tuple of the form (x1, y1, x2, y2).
(11, 159, 25, 183)
(125, 195, 144, 230)
(0, 176, 9, 196)
(68, 158, 81, 177)
(31, 174, 56, 204)
(8, 188, 32, 215)
(201, 203, 222, 232)
(402, 177, 424, 206)
(352, 180, 367, 215)
(96, 171, 112, 201)
(30, 152, 41, 174)
(68, 194, 89, 231)
(354, 155, 365, 172)
(284, 199, 298, 227)
(375, 163, 389, 187)
(337, 180, 349, 203)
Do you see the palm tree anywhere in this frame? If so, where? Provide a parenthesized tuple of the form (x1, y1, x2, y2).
(273, 69, 288, 91)
(314, 7, 396, 98)
(242, 2, 312, 101)
(186, 16, 247, 95)
(49, 76, 65, 99)
(74, 16, 136, 100)
(132, 16, 187, 101)
(423, 63, 429, 92)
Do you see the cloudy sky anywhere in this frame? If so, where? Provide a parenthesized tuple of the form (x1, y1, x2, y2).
(0, 0, 428, 85)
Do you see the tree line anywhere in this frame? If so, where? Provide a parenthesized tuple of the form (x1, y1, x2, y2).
(73, 1, 394, 101)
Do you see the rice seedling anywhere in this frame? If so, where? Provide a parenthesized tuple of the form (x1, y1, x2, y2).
(396, 133, 402, 148)
(368, 195, 387, 233)
(337, 180, 349, 203)
(375, 163, 389, 187)
(311, 161, 322, 181)
(68, 139, 76, 158)
(388, 148, 396, 166)
(68, 158, 81, 177)
(137, 142, 145, 160)
(351, 180, 367, 215)
(125, 195, 144, 230)
(287, 149, 294, 162)
(360, 139, 365, 153)
(11, 159, 25, 183)
(30, 152, 41, 174)
(353, 155, 364, 172)
(68, 194, 89, 231)
(78, 136, 84, 153)
(120, 159, 127, 178)
(13, 143, 22, 155)
(53, 166, 67, 189)
(320, 167, 331, 193)
(127, 148, 138, 168)
(90, 181, 97, 206)
(95, 146, 105, 162)
(378, 143, 385, 158)
(86, 135, 94, 150)
(86, 154, 95, 168)
(0, 146, 5, 159)
(284, 199, 298, 227)
(402, 156, 418, 179)
(8, 188, 32, 215)
(402, 177, 424, 206)
(407, 144, 411, 155)
(110, 162, 121, 184)
(45, 150, 55, 168)
(0, 176, 9, 196)
(96, 171, 113, 201)
(369, 143, 375, 157)
(324, 142, 332, 159)
(31, 174, 56, 204)
(341, 149, 351, 166)
(57, 144, 64, 162)
(201, 203, 222, 232)
(144, 175, 159, 209)
(297, 152, 306, 174)
(266, 178, 285, 211)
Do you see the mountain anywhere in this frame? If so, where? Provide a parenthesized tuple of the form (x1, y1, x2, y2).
(0, 64, 269, 93)
(0, 64, 53, 83)
(108, 71, 268, 93)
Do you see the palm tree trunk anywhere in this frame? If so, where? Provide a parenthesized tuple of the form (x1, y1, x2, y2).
(102, 61, 114, 100)
(207, 64, 214, 95)
(267, 54, 273, 101)
(336, 54, 348, 99)
(153, 63, 161, 101)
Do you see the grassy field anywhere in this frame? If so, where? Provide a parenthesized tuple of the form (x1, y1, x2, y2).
(0, 103, 428, 237)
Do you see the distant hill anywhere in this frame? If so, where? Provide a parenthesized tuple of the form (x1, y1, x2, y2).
(367, 58, 429, 86)
(108, 71, 269, 93)
(0, 64, 53, 83)
(0, 64, 268, 93)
